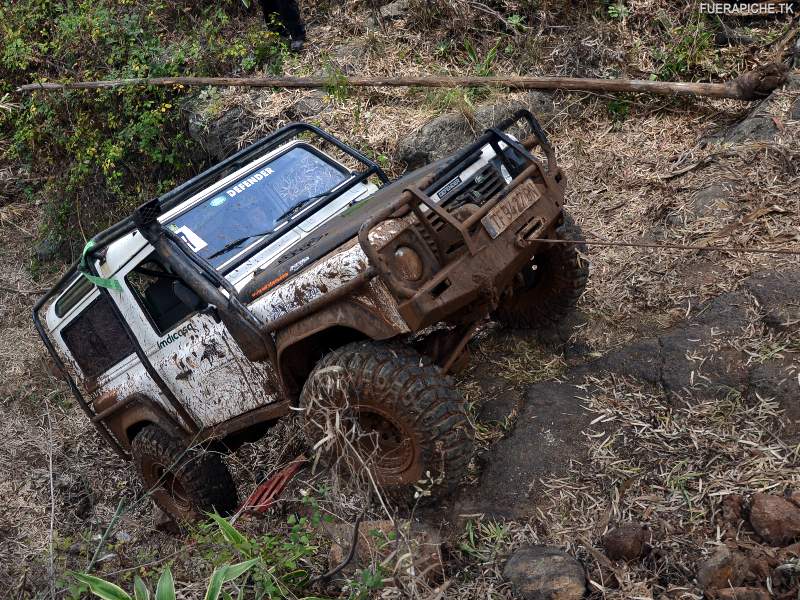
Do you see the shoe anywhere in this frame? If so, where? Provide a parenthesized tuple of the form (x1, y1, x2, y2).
(290, 39, 304, 53)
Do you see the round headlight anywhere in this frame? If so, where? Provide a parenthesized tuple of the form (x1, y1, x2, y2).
(393, 246, 424, 281)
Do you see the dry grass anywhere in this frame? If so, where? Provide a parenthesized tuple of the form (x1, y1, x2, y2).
(1, 0, 799, 597)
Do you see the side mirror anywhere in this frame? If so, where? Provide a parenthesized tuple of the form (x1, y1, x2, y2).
(173, 280, 207, 312)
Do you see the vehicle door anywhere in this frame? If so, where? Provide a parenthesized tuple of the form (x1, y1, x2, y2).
(115, 247, 281, 427)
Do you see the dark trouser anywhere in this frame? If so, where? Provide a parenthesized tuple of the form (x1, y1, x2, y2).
(259, 0, 306, 41)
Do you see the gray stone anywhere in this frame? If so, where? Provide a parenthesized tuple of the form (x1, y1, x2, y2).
(34, 238, 61, 262)
(748, 360, 800, 439)
(329, 42, 366, 75)
(503, 545, 586, 600)
(397, 94, 555, 169)
(291, 90, 330, 119)
(187, 103, 250, 162)
(690, 183, 732, 218)
(366, 0, 409, 26)
(457, 380, 592, 518)
(723, 115, 777, 144)
(742, 270, 800, 332)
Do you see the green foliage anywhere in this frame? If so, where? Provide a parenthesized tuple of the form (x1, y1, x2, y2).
(192, 510, 323, 598)
(0, 0, 286, 252)
(653, 18, 717, 80)
(606, 1, 630, 20)
(75, 561, 258, 600)
(458, 519, 512, 562)
(463, 39, 498, 77)
(607, 97, 631, 121)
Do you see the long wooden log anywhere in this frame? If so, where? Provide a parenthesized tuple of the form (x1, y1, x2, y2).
(16, 63, 789, 101)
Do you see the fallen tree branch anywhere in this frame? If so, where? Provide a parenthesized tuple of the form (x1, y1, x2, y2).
(16, 63, 789, 101)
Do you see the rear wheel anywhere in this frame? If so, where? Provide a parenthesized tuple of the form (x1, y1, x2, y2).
(299, 342, 472, 498)
(494, 212, 588, 329)
(131, 425, 238, 522)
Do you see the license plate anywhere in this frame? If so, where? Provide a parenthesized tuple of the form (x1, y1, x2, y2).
(481, 180, 542, 239)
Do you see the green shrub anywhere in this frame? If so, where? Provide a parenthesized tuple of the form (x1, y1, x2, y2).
(0, 0, 286, 253)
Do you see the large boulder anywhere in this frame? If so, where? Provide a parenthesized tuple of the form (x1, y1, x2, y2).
(397, 93, 555, 169)
(502, 545, 586, 600)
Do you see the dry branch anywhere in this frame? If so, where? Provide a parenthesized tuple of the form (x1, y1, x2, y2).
(16, 63, 790, 101)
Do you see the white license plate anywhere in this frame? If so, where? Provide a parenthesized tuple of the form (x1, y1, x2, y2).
(481, 180, 542, 239)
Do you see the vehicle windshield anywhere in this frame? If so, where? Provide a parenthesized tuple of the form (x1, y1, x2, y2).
(166, 145, 350, 268)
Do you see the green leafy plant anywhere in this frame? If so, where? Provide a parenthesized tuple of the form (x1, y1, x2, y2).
(463, 39, 498, 77)
(507, 14, 525, 32)
(607, 2, 630, 20)
(74, 559, 259, 600)
(653, 19, 716, 80)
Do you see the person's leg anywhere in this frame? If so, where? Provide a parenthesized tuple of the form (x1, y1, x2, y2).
(258, 0, 306, 51)
(275, 0, 306, 46)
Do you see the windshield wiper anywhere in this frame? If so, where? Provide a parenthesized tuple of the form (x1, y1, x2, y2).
(274, 190, 332, 224)
(206, 227, 278, 261)
(205, 190, 334, 262)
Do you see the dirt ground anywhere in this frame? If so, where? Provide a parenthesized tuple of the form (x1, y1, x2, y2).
(1, 3, 799, 599)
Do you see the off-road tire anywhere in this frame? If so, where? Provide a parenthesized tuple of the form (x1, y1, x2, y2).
(299, 342, 472, 498)
(494, 213, 588, 329)
(131, 425, 238, 522)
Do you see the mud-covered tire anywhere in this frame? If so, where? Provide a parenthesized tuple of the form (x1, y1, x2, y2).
(299, 342, 472, 498)
(131, 425, 238, 522)
(494, 212, 588, 329)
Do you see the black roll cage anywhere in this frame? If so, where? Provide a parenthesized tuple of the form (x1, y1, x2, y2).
(32, 111, 550, 458)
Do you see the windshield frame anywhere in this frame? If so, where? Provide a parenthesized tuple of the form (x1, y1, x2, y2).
(161, 141, 355, 272)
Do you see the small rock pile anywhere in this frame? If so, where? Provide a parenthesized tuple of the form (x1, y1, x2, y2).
(694, 492, 800, 599)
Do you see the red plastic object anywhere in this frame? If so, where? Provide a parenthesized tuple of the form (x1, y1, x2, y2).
(240, 455, 308, 515)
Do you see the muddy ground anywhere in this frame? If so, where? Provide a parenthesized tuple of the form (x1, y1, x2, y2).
(1, 4, 799, 599)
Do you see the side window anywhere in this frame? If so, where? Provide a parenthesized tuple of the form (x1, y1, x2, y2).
(61, 295, 135, 378)
(126, 255, 194, 335)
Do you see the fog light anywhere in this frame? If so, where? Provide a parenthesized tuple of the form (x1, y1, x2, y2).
(393, 246, 424, 281)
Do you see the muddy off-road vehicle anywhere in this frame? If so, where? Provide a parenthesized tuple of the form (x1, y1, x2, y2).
(34, 111, 588, 521)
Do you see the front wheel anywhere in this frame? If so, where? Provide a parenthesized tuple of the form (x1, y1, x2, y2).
(494, 212, 589, 330)
(131, 424, 239, 522)
(299, 342, 472, 498)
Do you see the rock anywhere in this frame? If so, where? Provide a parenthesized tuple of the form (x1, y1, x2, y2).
(715, 588, 769, 600)
(34, 238, 61, 262)
(322, 519, 442, 582)
(777, 541, 800, 561)
(114, 530, 131, 544)
(723, 115, 777, 144)
(721, 494, 744, 526)
(457, 380, 592, 518)
(291, 91, 330, 119)
(602, 523, 647, 561)
(153, 505, 180, 534)
(186, 102, 250, 161)
(329, 42, 366, 75)
(748, 360, 800, 440)
(742, 270, 800, 332)
(690, 184, 732, 219)
(749, 493, 800, 546)
(502, 545, 586, 600)
(696, 546, 747, 590)
(397, 94, 555, 169)
(366, 0, 409, 26)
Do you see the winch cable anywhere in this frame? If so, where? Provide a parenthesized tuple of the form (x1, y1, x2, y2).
(534, 237, 800, 256)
